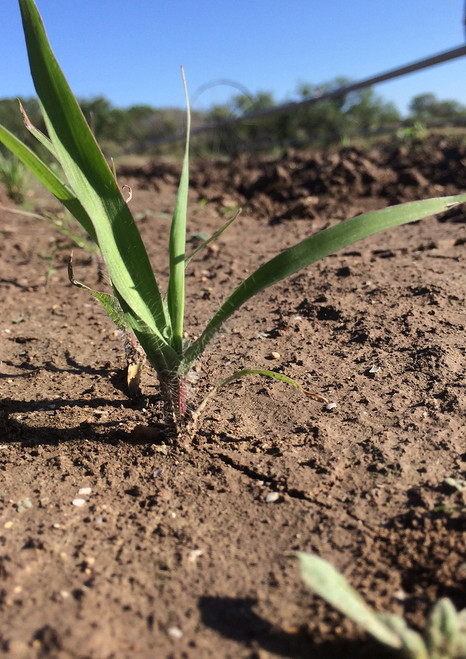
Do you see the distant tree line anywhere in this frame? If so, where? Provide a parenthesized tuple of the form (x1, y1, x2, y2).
(0, 95, 193, 157)
(203, 78, 466, 153)
(1, 81, 465, 159)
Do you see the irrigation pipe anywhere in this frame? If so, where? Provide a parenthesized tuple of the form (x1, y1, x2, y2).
(123, 44, 466, 153)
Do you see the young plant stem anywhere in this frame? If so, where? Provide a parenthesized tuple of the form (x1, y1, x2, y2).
(159, 371, 189, 430)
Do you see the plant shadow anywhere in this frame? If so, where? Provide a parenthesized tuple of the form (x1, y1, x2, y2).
(0, 394, 168, 447)
(199, 596, 399, 659)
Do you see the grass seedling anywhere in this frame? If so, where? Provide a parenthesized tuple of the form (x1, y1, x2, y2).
(298, 552, 466, 658)
(0, 152, 28, 204)
(2, 0, 466, 432)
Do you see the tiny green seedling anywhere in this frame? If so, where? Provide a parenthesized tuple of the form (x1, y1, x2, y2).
(298, 552, 466, 659)
(0, 152, 28, 203)
(2, 0, 466, 432)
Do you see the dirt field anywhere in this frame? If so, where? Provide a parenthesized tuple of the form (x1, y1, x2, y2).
(1, 136, 465, 658)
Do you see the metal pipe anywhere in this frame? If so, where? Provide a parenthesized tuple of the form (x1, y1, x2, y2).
(125, 44, 466, 151)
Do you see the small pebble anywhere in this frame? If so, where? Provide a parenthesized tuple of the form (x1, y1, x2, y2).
(444, 477, 465, 491)
(270, 351, 281, 360)
(16, 497, 33, 513)
(52, 523, 61, 529)
(78, 487, 92, 495)
(167, 627, 183, 640)
(368, 365, 380, 374)
(325, 402, 337, 411)
(153, 469, 163, 479)
(265, 491, 280, 503)
(72, 498, 86, 507)
(188, 549, 203, 562)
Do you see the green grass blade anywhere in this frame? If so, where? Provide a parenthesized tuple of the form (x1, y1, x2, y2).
(19, 0, 172, 355)
(181, 194, 466, 373)
(0, 205, 98, 253)
(185, 209, 241, 267)
(166, 68, 190, 354)
(19, 99, 57, 159)
(0, 123, 97, 242)
(216, 368, 302, 390)
(189, 368, 305, 433)
(68, 256, 131, 332)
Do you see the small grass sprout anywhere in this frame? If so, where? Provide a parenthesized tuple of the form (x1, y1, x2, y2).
(0, 152, 28, 204)
(298, 552, 466, 659)
(2, 0, 466, 432)
(396, 120, 428, 145)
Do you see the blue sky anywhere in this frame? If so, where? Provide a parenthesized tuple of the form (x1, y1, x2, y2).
(1, 1, 465, 116)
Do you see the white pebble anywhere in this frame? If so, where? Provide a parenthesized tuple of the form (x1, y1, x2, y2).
(78, 487, 92, 495)
(368, 365, 380, 374)
(188, 549, 203, 562)
(325, 402, 337, 410)
(167, 627, 183, 640)
(72, 498, 86, 507)
(265, 491, 279, 503)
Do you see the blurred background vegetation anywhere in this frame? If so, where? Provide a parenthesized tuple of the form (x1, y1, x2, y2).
(1, 78, 465, 163)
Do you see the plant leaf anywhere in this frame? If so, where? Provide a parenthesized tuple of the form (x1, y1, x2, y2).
(198, 367, 305, 417)
(185, 209, 241, 267)
(18, 0, 174, 365)
(426, 598, 460, 656)
(19, 99, 57, 159)
(0, 123, 97, 242)
(189, 368, 325, 435)
(0, 205, 98, 253)
(180, 193, 466, 373)
(68, 254, 131, 332)
(166, 67, 190, 354)
(298, 553, 404, 649)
